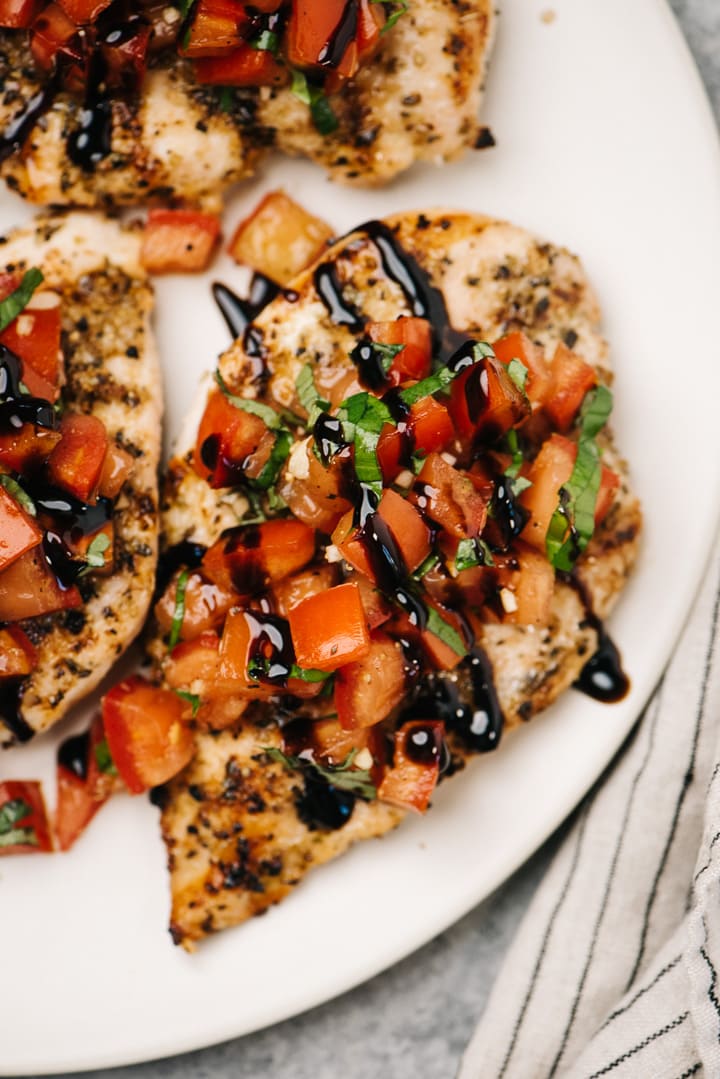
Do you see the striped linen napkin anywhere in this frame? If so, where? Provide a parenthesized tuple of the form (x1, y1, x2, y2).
(459, 532, 720, 1079)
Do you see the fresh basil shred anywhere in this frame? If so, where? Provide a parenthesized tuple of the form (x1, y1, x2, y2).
(506, 358, 529, 393)
(290, 69, 339, 135)
(174, 690, 202, 719)
(94, 738, 118, 775)
(296, 364, 330, 429)
(455, 537, 494, 572)
(0, 475, 36, 516)
(251, 28, 279, 52)
(424, 606, 467, 657)
(337, 392, 392, 495)
(81, 531, 111, 572)
(372, 0, 409, 34)
(265, 746, 377, 800)
(216, 369, 292, 491)
(0, 268, 43, 334)
(0, 798, 37, 849)
(546, 385, 613, 572)
(168, 568, 190, 649)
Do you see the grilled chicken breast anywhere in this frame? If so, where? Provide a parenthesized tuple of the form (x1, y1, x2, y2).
(0, 0, 494, 208)
(152, 210, 641, 947)
(0, 212, 160, 745)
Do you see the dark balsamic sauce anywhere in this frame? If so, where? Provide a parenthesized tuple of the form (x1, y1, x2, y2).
(0, 78, 59, 166)
(0, 681, 34, 743)
(350, 337, 390, 391)
(58, 730, 90, 780)
(561, 573, 630, 703)
(245, 611, 295, 684)
(409, 648, 504, 754)
(155, 540, 207, 598)
(313, 413, 349, 464)
(382, 387, 414, 469)
(404, 723, 443, 765)
(67, 53, 113, 171)
(0, 346, 58, 431)
(295, 773, 355, 830)
(318, 0, 359, 67)
(488, 477, 529, 552)
(313, 262, 365, 332)
(212, 275, 279, 340)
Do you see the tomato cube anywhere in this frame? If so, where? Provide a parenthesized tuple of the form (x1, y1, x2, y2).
(377, 720, 445, 813)
(228, 190, 333, 286)
(335, 632, 407, 730)
(413, 453, 489, 541)
(289, 582, 370, 672)
(544, 343, 597, 432)
(0, 0, 41, 28)
(179, 0, 250, 57)
(0, 548, 81, 621)
(367, 318, 433, 385)
(55, 714, 121, 852)
(202, 519, 315, 594)
(0, 423, 61, 472)
(377, 397, 455, 483)
(102, 676, 196, 795)
(279, 443, 352, 533)
(46, 412, 109, 502)
(97, 441, 134, 499)
(0, 625, 38, 678)
(192, 388, 268, 488)
(0, 485, 43, 573)
(0, 780, 53, 854)
(140, 210, 221, 274)
(448, 354, 530, 442)
(194, 44, 287, 86)
(0, 292, 61, 395)
(31, 4, 81, 73)
(272, 563, 338, 616)
(155, 571, 238, 642)
(57, 0, 113, 22)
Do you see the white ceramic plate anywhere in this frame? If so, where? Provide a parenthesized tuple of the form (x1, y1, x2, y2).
(2, 0, 720, 1072)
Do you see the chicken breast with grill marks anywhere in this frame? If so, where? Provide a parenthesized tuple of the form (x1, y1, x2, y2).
(151, 210, 641, 947)
(0, 0, 494, 209)
(0, 212, 160, 746)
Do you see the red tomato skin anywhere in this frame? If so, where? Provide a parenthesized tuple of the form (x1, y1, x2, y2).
(377, 721, 444, 813)
(102, 677, 195, 795)
(202, 519, 315, 594)
(0, 299, 61, 395)
(0, 0, 41, 28)
(0, 780, 53, 854)
(0, 486, 43, 573)
(334, 632, 407, 730)
(0, 625, 38, 678)
(192, 389, 267, 487)
(288, 582, 370, 672)
(367, 318, 432, 385)
(194, 44, 287, 85)
(544, 343, 597, 432)
(178, 0, 250, 57)
(46, 412, 109, 502)
(141, 210, 221, 274)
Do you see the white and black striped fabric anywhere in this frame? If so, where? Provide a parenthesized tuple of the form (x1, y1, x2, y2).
(460, 534, 720, 1079)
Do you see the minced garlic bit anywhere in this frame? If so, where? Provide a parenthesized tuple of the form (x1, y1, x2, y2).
(354, 748, 373, 770)
(286, 437, 311, 480)
(500, 588, 518, 614)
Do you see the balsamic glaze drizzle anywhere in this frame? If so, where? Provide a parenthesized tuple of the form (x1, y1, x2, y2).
(317, 0, 359, 67)
(313, 262, 365, 332)
(0, 78, 59, 167)
(0, 681, 34, 743)
(58, 730, 90, 780)
(212, 275, 279, 340)
(562, 573, 630, 703)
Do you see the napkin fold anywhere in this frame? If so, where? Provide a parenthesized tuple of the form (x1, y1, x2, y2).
(460, 534, 720, 1079)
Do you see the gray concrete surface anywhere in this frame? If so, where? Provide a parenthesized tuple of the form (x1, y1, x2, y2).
(27, 3, 719, 1078)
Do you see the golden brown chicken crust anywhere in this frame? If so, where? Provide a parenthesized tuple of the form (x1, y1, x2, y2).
(0, 0, 494, 208)
(0, 213, 161, 745)
(154, 210, 640, 947)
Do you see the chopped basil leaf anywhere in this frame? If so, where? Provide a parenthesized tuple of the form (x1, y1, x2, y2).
(174, 691, 202, 719)
(424, 606, 468, 657)
(374, 0, 409, 33)
(83, 531, 111, 570)
(249, 427, 292, 491)
(168, 568, 190, 649)
(218, 86, 234, 112)
(411, 451, 427, 474)
(289, 664, 333, 683)
(510, 475, 532, 496)
(338, 392, 393, 495)
(455, 537, 494, 572)
(0, 798, 37, 848)
(546, 385, 613, 571)
(296, 364, 330, 429)
(371, 340, 404, 375)
(266, 487, 288, 513)
(399, 365, 455, 406)
(0, 474, 36, 516)
(0, 268, 43, 334)
(290, 69, 339, 135)
(251, 28, 279, 52)
(94, 738, 118, 775)
(504, 430, 531, 496)
(265, 746, 376, 800)
(175, 0, 194, 18)
(413, 551, 440, 580)
(506, 358, 529, 393)
(215, 369, 284, 430)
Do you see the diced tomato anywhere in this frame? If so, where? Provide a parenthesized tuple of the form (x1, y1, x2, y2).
(30, 4, 81, 73)
(102, 17, 150, 90)
(192, 387, 269, 488)
(333, 489, 430, 581)
(0, 625, 37, 678)
(494, 542, 555, 626)
(179, 0, 250, 57)
(55, 714, 121, 852)
(57, 0, 112, 22)
(412, 453, 488, 541)
(0, 548, 81, 621)
(217, 608, 321, 698)
(367, 318, 433, 385)
(0, 292, 61, 392)
(448, 354, 530, 443)
(140, 210, 221, 274)
(0, 486, 43, 573)
(155, 571, 238, 641)
(0, 423, 61, 472)
(289, 582, 370, 672)
(165, 630, 221, 689)
(228, 190, 334, 286)
(194, 43, 287, 86)
(102, 676, 195, 795)
(420, 618, 466, 672)
(0, 780, 53, 855)
(544, 343, 597, 432)
(520, 433, 619, 552)
(492, 331, 551, 406)
(286, 715, 375, 767)
(287, 0, 355, 70)
(279, 443, 352, 533)
(346, 570, 392, 629)
(272, 563, 338, 616)
(202, 519, 316, 595)
(335, 632, 407, 730)
(0, 0, 41, 28)
(377, 720, 445, 813)
(97, 441, 134, 499)
(46, 412, 109, 502)
(377, 396, 455, 483)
